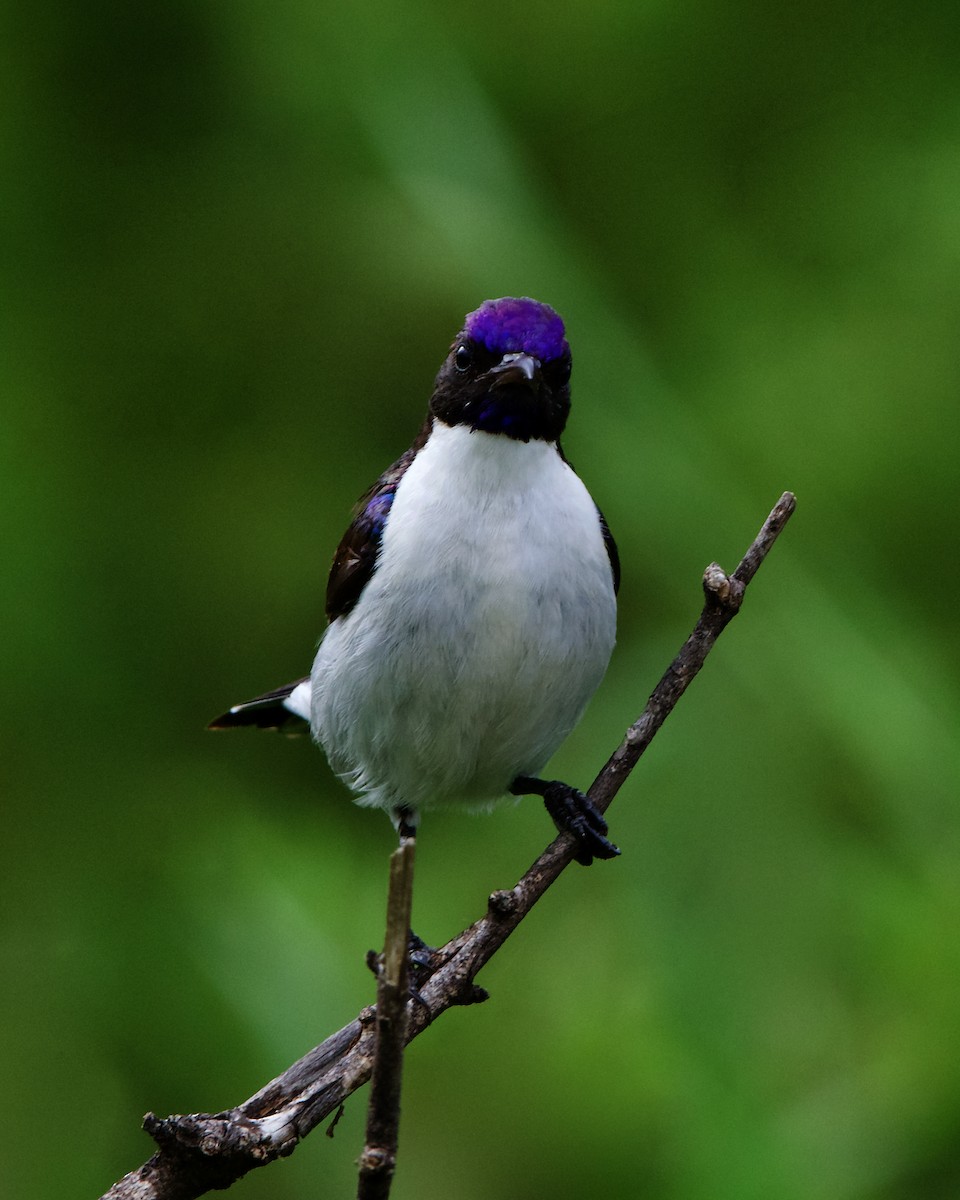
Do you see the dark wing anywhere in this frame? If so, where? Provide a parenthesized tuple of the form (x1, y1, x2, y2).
(325, 416, 432, 622)
(208, 678, 310, 733)
(596, 505, 620, 595)
(555, 441, 620, 594)
(209, 418, 432, 734)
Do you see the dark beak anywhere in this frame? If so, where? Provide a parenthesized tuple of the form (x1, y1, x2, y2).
(487, 352, 541, 392)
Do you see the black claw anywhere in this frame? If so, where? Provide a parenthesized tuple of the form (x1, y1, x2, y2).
(407, 930, 438, 975)
(511, 776, 621, 866)
(406, 931, 439, 1021)
(366, 929, 438, 983)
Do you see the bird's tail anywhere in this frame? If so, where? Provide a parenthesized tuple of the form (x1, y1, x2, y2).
(208, 677, 311, 734)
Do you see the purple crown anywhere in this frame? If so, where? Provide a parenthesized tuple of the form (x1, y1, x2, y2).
(464, 297, 568, 363)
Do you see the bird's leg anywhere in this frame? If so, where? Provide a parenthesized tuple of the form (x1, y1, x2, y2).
(394, 805, 418, 842)
(366, 807, 421, 983)
(365, 808, 439, 1000)
(510, 776, 620, 866)
(391, 805, 435, 965)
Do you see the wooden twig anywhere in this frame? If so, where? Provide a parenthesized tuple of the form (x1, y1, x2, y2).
(100, 491, 796, 1200)
(590, 489, 798, 814)
(357, 838, 416, 1199)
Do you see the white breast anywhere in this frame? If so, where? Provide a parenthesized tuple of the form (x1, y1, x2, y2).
(310, 422, 616, 815)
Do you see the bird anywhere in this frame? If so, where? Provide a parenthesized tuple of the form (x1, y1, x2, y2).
(210, 297, 620, 865)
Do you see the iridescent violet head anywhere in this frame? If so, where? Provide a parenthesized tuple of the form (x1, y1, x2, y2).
(464, 297, 568, 364)
(430, 297, 573, 441)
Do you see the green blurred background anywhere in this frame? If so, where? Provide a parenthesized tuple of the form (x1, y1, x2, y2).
(3, 1, 959, 1197)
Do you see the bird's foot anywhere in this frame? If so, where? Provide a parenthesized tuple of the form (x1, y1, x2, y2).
(511, 776, 620, 866)
(406, 930, 439, 976)
(366, 929, 439, 1014)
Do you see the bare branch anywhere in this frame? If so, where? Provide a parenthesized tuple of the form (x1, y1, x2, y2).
(591, 490, 797, 814)
(100, 492, 796, 1200)
(357, 838, 416, 1199)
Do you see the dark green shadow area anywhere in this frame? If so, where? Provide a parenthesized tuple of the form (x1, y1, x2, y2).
(2, 1, 959, 1197)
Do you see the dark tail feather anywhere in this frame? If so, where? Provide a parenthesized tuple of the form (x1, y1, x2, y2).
(208, 677, 311, 734)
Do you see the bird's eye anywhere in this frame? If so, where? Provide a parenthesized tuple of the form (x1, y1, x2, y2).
(455, 344, 473, 372)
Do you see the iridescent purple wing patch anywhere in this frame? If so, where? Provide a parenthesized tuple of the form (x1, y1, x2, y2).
(464, 297, 568, 363)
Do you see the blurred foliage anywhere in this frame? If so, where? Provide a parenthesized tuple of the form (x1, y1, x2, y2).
(2, 0, 959, 1197)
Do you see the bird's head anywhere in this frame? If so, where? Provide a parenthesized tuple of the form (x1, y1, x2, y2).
(430, 297, 572, 443)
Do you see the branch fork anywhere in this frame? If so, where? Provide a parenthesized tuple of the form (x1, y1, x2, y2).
(102, 491, 796, 1200)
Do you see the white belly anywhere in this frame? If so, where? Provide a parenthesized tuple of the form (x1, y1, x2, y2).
(310, 423, 617, 815)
